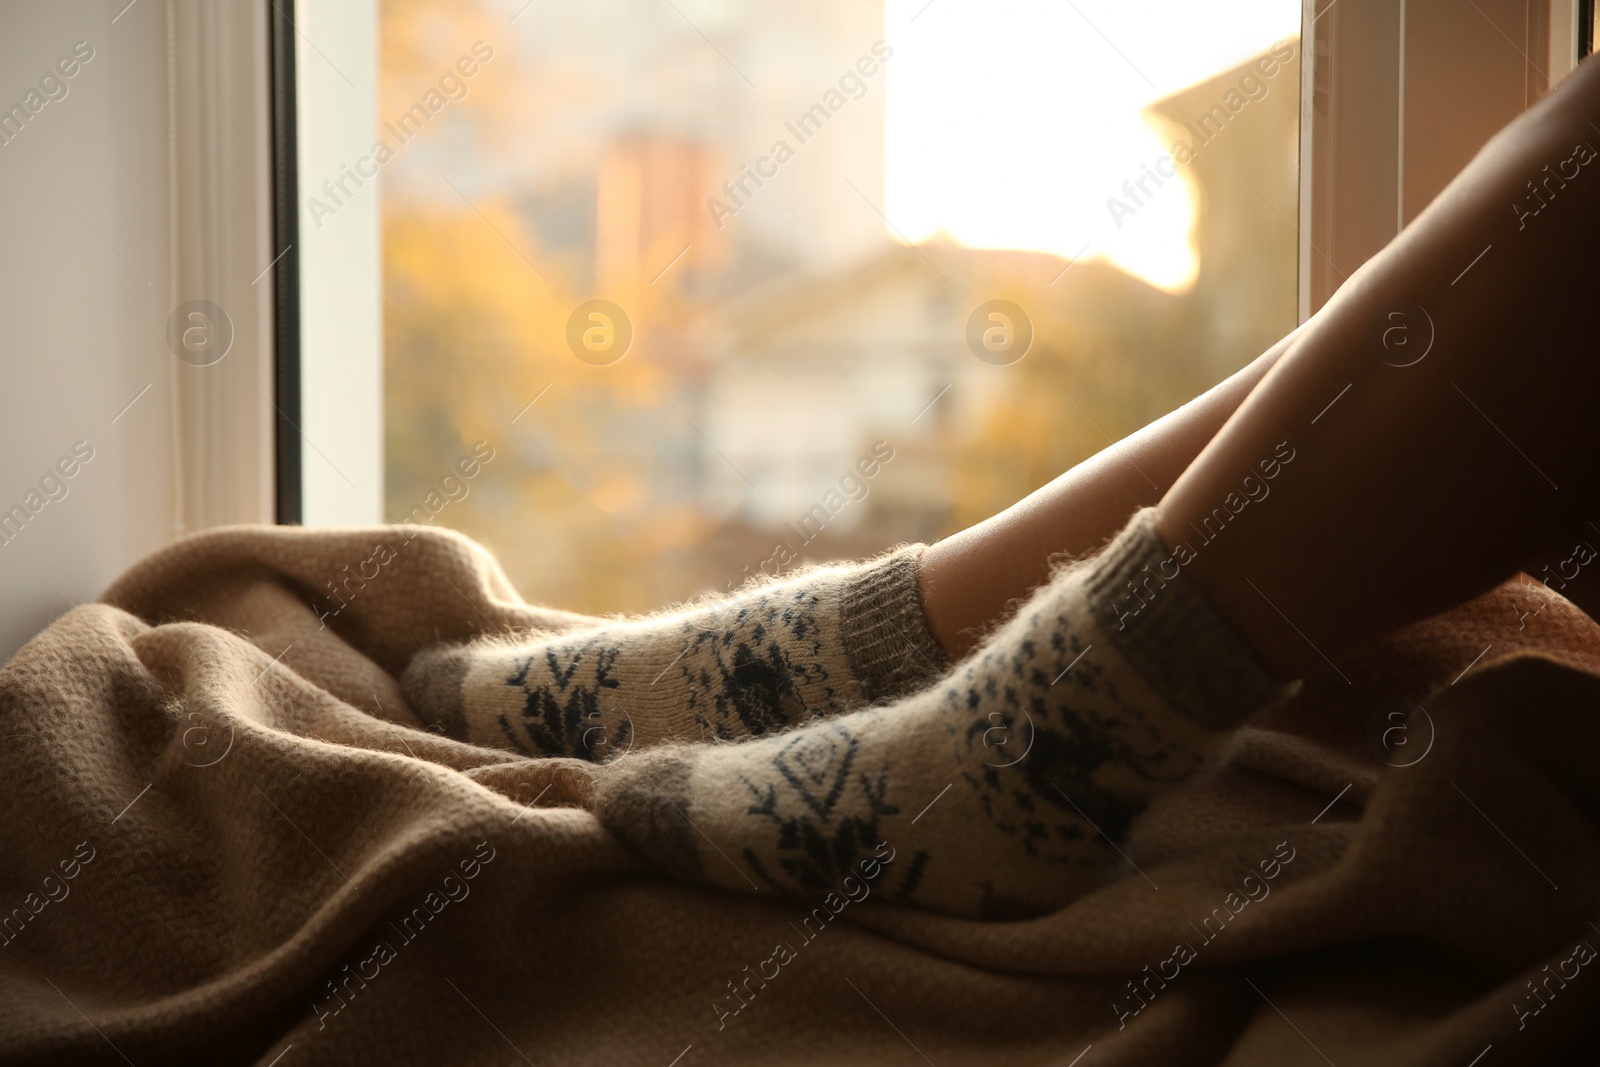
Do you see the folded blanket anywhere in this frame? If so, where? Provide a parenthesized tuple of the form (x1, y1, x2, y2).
(1, 523, 1598, 1065)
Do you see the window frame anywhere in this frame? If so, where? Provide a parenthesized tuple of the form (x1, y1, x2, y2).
(265, 1, 1594, 522)
(1298, 0, 1586, 320)
(270, 0, 383, 528)
(270, 0, 302, 524)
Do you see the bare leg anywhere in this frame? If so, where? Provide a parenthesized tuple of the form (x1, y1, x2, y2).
(919, 327, 1300, 660)
(591, 58, 1600, 921)
(925, 57, 1600, 680)
(1154, 55, 1600, 680)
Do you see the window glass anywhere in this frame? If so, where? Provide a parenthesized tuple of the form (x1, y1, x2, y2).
(379, 0, 1301, 613)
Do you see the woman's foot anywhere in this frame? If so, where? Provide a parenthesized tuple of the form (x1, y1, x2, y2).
(401, 547, 948, 758)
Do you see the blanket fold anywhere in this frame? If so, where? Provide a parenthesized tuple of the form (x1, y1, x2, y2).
(1, 523, 1598, 1065)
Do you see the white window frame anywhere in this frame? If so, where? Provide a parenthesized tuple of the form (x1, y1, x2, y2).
(170, 0, 279, 531)
(289, 0, 384, 527)
(162, 0, 385, 531)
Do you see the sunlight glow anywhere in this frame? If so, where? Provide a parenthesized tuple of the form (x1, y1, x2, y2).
(884, 0, 1300, 292)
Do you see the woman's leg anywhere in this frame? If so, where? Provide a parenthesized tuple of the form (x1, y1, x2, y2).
(592, 57, 1600, 918)
(924, 55, 1600, 678)
(1154, 54, 1600, 681)
(919, 328, 1297, 660)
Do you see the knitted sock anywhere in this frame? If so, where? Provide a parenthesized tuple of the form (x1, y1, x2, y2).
(401, 547, 948, 759)
(592, 508, 1300, 919)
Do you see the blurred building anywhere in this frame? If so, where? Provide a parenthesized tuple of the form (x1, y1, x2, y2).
(382, 3, 1302, 612)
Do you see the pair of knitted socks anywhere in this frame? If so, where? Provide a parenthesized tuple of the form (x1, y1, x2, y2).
(403, 509, 1295, 918)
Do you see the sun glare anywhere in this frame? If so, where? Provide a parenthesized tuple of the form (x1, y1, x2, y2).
(884, 0, 1301, 292)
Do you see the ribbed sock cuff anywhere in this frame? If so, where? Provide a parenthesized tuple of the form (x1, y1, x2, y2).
(1082, 508, 1298, 730)
(838, 544, 949, 703)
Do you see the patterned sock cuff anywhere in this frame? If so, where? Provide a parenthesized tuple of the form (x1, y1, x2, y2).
(838, 544, 950, 703)
(1082, 508, 1299, 731)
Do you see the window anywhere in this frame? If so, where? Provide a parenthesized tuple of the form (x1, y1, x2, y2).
(373, 0, 1303, 614)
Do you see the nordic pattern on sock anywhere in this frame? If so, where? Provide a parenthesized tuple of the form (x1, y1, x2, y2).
(509, 603, 845, 758)
(594, 509, 1298, 918)
(401, 546, 947, 760)
(597, 620, 1208, 917)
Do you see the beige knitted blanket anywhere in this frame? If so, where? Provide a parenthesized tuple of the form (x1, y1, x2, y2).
(2, 523, 1598, 1065)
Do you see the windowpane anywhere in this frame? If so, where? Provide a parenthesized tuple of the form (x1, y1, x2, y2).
(379, 0, 1301, 613)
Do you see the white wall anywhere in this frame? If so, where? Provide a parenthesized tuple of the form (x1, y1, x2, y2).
(0, 0, 283, 663)
(0, 1, 177, 660)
